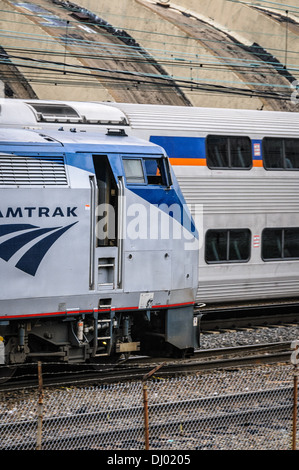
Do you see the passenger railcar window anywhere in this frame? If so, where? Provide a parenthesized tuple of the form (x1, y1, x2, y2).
(263, 138, 299, 169)
(207, 136, 252, 169)
(205, 229, 251, 263)
(285, 140, 299, 168)
(123, 159, 145, 184)
(284, 229, 299, 258)
(207, 136, 228, 167)
(262, 228, 299, 259)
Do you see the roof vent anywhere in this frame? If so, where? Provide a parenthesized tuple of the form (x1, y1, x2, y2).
(26, 102, 83, 123)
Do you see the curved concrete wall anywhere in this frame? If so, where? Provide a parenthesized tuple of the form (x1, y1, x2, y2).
(1, 0, 298, 110)
(76, 0, 264, 109)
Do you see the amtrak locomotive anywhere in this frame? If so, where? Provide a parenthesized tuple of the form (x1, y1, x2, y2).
(0, 112, 199, 367)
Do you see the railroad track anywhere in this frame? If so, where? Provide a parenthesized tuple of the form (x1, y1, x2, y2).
(0, 341, 293, 392)
(0, 380, 294, 450)
(198, 300, 299, 331)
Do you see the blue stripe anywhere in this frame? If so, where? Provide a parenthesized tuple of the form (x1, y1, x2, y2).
(0, 224, 39, 236)
(0, 227, 58, 261)
(128, 186, 198, 238)
(150, 136, 205, 159)
(16, 222, 78, 276)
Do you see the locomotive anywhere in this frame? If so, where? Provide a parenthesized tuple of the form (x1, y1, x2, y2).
(0, 104, 200, 367)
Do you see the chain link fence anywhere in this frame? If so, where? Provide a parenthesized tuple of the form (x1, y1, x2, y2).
(0, 363, 298, 450)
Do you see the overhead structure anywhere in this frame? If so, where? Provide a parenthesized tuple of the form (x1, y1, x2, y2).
(0, 0, 298, 110)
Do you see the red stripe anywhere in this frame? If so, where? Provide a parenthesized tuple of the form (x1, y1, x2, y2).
(0, 301, 194, 320)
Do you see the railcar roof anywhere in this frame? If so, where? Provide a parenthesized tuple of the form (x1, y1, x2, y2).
(3, 98, 299, 138)
(0, 127, 163, 154)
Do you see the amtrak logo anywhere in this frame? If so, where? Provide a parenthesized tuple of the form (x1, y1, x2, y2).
(0, 222, 78, 276)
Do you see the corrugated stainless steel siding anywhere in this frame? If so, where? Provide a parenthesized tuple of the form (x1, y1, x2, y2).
(108, 103, 299, 137)
(196, 277, 299, 303)
(177, 175, 299, 214)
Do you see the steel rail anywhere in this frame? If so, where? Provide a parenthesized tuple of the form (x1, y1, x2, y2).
(0, 341, 293, 391)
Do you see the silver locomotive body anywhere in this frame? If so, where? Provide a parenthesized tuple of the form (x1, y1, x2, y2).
(0, 126, 199, 365)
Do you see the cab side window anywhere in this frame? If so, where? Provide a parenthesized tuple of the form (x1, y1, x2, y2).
(123, 156, 171, 186)
(144, 158, 165, 185)
(123, 159, 145, 184)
